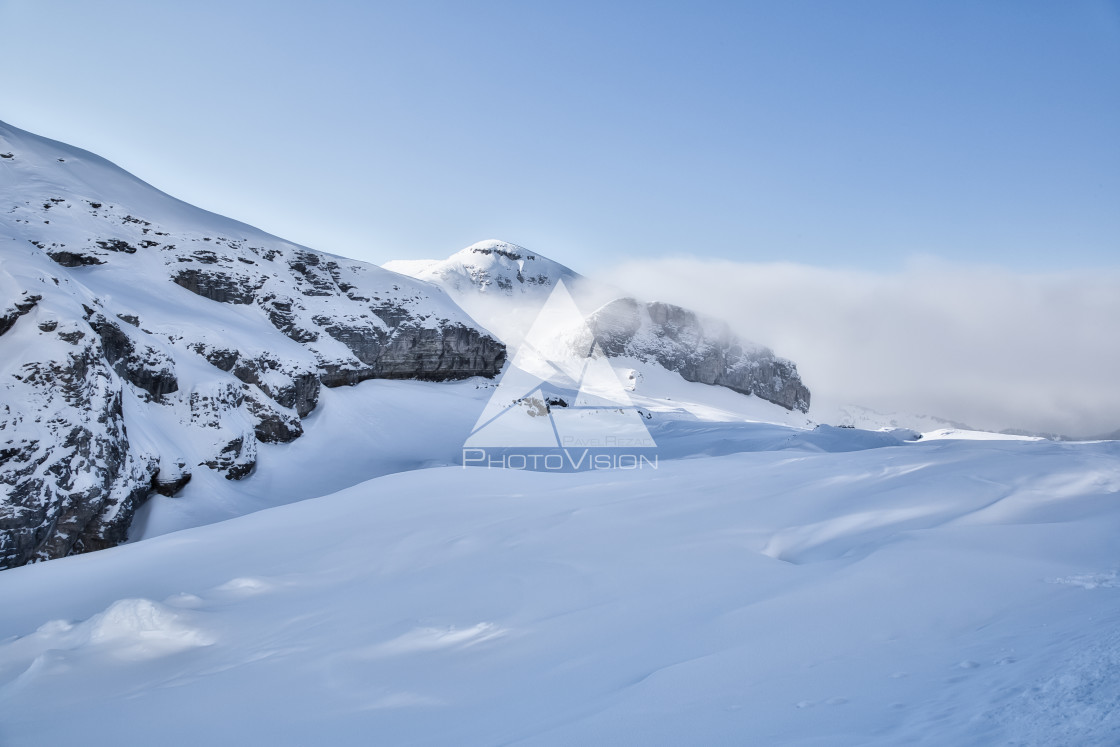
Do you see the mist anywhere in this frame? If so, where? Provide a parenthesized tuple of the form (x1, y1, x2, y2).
(596, 258, 1120, 438)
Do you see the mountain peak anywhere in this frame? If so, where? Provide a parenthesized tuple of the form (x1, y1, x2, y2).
(392, 240, 580, 299)
(460, 239, 530, 260)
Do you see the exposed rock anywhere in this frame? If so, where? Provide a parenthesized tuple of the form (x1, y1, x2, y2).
(57, 327, 86, 344)
(260, 294, 320, 343)
(172, 268, 260, 304)
(88, 315, 179, 401)
(319, 319, 386, 367)
(587, 298, 811, 412)
(240, 384, 303, 443)
(151, 458, 191, 497)
(187, 344, 318, 422)
(377, 323, 507, 381)
(287, 251, 337, 296)
(283, 373, 321, 419)
(95, 238, 137, 254)
(0, 293, 40, 336)
(201, 436, 256, 481)
(0, 337, 158, 568)
(1, 118, 507, 569)
(189, 343, 239, 372)
(387, 241, 810, 413)
(47, 250, 104, 267)
(229, 354, 320, 419)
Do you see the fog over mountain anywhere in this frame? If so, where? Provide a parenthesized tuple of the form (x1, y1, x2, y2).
(3, 116, 1120, 747)
(601, 257, 1120, 438)
(2, 2, 1119, 743)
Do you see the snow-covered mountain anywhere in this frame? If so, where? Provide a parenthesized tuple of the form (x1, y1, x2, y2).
(0, 121, 504, 569)
(587, 298, 811, 412)
(384, 239, 579, 299)
(384, 240, 591, 346)
(389, 242, 812, 412)
(0, 121, 818, 570)
(3, 121, 1119, 746)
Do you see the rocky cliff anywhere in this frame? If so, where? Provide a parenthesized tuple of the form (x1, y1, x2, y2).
(390, 243, 811, 413)
(0, 121, 504, 569)
(585, 298, 810, 412)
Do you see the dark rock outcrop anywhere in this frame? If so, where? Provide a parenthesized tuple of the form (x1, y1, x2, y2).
(201, 436, 256, 481)
(47, 250, 104, 267)
(151, 460, 191, 497)
(172, 268, 260, 304)
(376, 323, 507, 381)
(587, 298, 811, 412)
(260, 295, 320, 343)
(0, 293, 40, 336)
(0, 336, 158, 567)
(88, 315, 179, 401)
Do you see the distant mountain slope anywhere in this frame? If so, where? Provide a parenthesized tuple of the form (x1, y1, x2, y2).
(385, 239, 579, 299)
(587, 298, 811, 412)
(390, 241, 811, 412)
(0, 121, 505, 569)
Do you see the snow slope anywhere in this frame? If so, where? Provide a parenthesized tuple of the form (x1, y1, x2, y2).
(132, 356, 815, 539)
(386, 239, 591, 346)
(1, 431, 1118, 745)
(0, 120, 503, 566)
(384, 239, 579, 300)
(3, 120, 1116, 747)
(391, 240, 812, 412)
(0, 116, 814, 561)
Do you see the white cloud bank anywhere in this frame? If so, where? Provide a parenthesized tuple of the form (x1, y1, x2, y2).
(597, 258, 1120, 438)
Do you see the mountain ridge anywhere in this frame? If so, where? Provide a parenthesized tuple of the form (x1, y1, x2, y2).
(0, 120, 505, 568)
(1, 119, 813, 570)
(389, 240, 812, 413)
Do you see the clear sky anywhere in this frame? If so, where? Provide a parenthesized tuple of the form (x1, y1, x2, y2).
(2, 0, 1117, 272)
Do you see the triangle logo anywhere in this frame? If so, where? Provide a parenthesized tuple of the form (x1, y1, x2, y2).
(465, 280, 656, 450)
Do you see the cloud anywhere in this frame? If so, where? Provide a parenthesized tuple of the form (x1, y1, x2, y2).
(595, 257, 1120, 437)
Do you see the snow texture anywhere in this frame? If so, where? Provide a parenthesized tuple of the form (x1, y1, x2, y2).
(0, 120, 504, 567)
(0, 424, 1117, 745)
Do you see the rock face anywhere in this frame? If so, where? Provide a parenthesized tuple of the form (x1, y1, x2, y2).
(0, 329, 157, 567)
(586, 298, 810, 412)
(390, 243, 812, 413)
(0, 119, 505, 569)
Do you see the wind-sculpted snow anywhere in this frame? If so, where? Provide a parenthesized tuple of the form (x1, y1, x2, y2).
(0, 120, 505, 568)
(0, 432, 1117, 745)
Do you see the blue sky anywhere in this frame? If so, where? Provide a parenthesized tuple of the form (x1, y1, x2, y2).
(2, 0, 1118, 272)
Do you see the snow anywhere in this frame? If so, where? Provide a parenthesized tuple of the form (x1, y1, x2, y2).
(130, 345, 1044, 539)
(918, 427, 1044, 441)
(382, 258, 439, 275)
(2, 429, 1120, 745)
(403, 239, 578, 300)
(386, 239, 609, 346)
(1, 118, 503, 554)
(130, 378, 497, 537)
(5, 118, 1119, 745)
